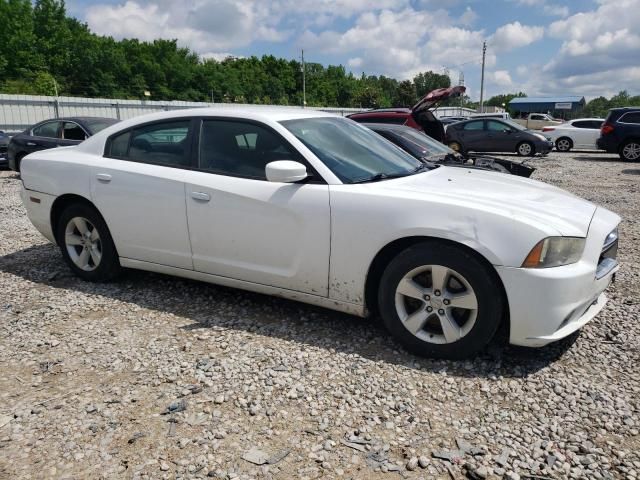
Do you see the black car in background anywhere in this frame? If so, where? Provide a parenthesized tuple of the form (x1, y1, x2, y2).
(445, 117, 553, 156)
(364, 123, 535, 177)
(0, 131, 11, 168)
(597, 107, 640, 161)
(8, 117, 118, 172)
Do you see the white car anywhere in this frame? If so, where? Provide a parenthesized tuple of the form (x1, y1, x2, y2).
(19, 108, 620, 359)
(543, 118, 604, 152)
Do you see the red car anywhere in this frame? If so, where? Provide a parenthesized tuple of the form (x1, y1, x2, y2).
(347, 86, 466, 142)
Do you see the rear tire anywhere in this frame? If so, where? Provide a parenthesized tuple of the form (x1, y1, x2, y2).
(555, 137, 572, 152)
(620, 140, 640, 161)
(14, 152, 26, 173)
(516, 141, 535, 156)
(378, 241, 504, 359)
(55, 203, 121, 282)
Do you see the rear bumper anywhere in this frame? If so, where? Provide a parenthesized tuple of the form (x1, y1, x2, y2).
(21, 187, 57, 243)
(596, 136, 618, 153)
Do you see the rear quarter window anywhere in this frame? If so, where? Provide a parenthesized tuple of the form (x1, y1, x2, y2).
(619, 112, 640, 124)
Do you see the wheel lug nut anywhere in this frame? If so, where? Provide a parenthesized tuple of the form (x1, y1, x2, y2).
(426, 306, 433, 312)
(443, 299, 450, 305)
(434, 290, 441, 296)
(424, 294, 430, 301)
(438, 309, 445, 315)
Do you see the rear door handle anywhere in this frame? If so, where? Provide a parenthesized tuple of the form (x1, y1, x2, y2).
(96, 173, 112, 183)
(191, 191, 211, 202)
(26, 141, 37, 146)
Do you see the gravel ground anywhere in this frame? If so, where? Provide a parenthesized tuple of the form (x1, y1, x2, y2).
(0, 151, 638, 480)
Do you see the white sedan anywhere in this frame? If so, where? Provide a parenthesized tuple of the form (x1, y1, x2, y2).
(542, 118, 604, 152)
(20, 108, 620, 359)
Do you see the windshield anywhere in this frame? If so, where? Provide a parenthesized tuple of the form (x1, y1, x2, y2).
(388, 127, 453, 158)
(281, 117, 422, 183)
(84, 119, 119, 135)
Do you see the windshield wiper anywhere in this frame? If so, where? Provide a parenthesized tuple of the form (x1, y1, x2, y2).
(351, 163, 433, 184)
(350, 172, 408, 184)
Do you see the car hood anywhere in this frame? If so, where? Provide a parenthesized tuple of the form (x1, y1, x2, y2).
(373, 166, 596, 237)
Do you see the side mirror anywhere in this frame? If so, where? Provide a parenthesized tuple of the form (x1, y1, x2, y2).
(265, 160, 308, 183)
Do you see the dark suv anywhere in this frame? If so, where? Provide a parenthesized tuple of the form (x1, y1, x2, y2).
(597, 107, 640, 161)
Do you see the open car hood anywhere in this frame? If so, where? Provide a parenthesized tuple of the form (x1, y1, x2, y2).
(411, 86, 467, 114)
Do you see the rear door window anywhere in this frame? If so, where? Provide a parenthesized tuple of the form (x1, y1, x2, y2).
(32, 121, 61, 138)
(106, 120, 192, 167)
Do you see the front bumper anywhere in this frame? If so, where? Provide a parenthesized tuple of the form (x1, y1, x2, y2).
(498, 207, 620, 347)
(537, 140, 553, 155)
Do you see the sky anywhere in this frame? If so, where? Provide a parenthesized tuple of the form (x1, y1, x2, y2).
(66, 0, 640, 101)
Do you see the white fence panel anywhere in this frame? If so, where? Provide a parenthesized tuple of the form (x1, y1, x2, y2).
(0, 94, 364, 131)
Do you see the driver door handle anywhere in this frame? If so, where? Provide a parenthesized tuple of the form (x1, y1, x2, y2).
(26, 141, 37, 146)
(191, 191, 211, 202)
(96, 173, 112, 183)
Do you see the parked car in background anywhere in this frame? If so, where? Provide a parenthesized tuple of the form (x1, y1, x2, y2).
(0, 131, 11, 168)
(513, 113, 562, 130)
(597, 107, 640, 161)
(8, 117, 119, 172)
(470, 112, 512, 120)
(363, 123, 535, 177)
(347, 86, 467, 142)
(439, 117, 466, 129)
(19, 107, 620, 359)
(446, 118, 553, 156)
(542, 118, 604, 152)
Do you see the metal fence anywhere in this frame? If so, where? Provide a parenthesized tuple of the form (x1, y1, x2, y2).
(0, 94, 365, 131)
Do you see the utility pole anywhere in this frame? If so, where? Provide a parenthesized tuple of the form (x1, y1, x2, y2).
(301, 49, 306, 108)
(479, 41, 486, 113)
(458, 71, 465, 115)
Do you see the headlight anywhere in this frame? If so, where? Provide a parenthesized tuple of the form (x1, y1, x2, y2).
(522, 237, 585, 268)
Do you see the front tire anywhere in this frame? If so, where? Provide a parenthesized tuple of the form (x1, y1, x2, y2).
(516, 141, 535, 156)
(620, 140, 640, 161)
(447, 141, 462, 153)
(378, 241, 504, 359)
(56, 203, 121, 282)
(555, 137, 572, 152)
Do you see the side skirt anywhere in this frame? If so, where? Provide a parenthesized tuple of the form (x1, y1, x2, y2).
(119, 257, 367, 317)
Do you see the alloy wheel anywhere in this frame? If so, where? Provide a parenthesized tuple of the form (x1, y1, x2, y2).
(556, 139, 571, 151)
(64, 217, 102, 271)
(622, 142, 640, 160)
(394, 264, 478, 344)
(518, 143, 532, 155)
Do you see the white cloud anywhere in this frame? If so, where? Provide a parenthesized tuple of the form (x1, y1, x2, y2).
(489, 22, 544, 52)
(347, 57, 363, 69)
(543, 0, 640, 81)
(513, 0, 569, 17)
(459, 7, 477, 26)
(489, 70, 513, 87)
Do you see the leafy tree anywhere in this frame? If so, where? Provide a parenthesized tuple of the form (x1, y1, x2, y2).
(486, 92, 526, 113)
(394, 80, 416, 107)
(413, 71, 450, 97)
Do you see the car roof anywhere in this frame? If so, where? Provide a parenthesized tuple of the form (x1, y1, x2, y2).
(74, 107, 342, 153)
(568, 118, 604, 122)
(348, 109, 410, 117)
(610, 107, 640, 112)
(361, 122, 413, 131)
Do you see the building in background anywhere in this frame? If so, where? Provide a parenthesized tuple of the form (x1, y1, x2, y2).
(509, 96, 586, 119)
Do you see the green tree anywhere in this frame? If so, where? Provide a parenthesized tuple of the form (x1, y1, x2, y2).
(394, 80, 416, 107)
(413, 71, 451, 97)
